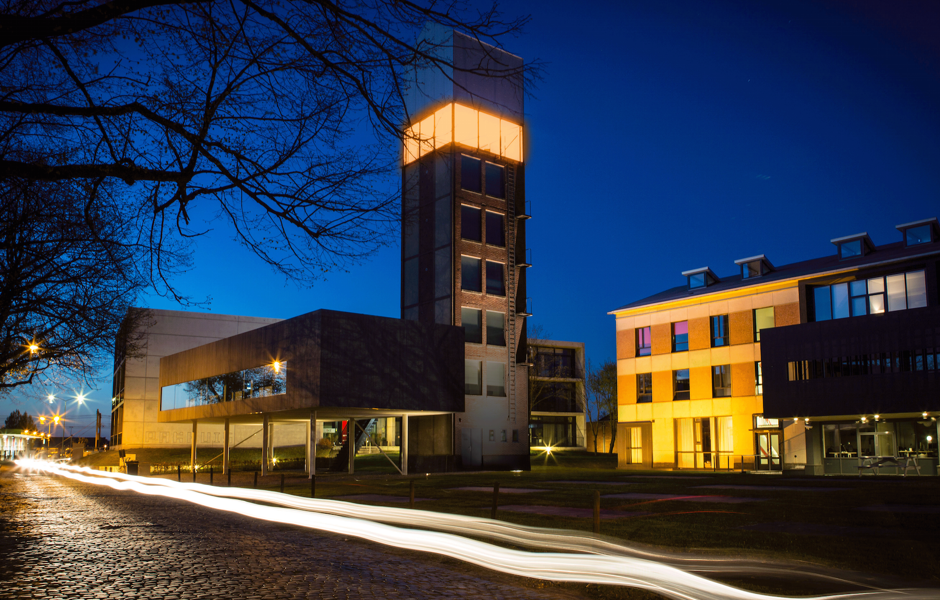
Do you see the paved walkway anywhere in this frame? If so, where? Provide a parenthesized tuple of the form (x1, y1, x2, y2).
(0, 471, 585, 600)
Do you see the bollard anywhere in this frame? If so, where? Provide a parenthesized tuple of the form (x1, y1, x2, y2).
(310, 474, 316, 498)
(254, 471, 258, 489)
(177, 464, 181, 482)
(280, 473, 285, 493)
(192, 467, 196, 483)
(491, 482, 500, 520)
(409, 479, 415, 509)
(228, 468, 232, 487)
(210, 466, 214, 485)
(593, 490, 601, 534)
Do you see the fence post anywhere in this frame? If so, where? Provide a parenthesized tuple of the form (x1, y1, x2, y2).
(177, 464, 181, 482)
(593, 490, 601, 534)
(491, 482, 499, 520)
(310, 474, 316, 498)
(192, 466, 196, 483)
(210, 465, 214, 485)
(280, 473, 285, 493)
(410, 479, 415, 509)
(228, 467, 232, 487)
(254, 471, 258, 489)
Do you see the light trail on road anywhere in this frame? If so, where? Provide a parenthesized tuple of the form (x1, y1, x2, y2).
(16, 460, 940, 600)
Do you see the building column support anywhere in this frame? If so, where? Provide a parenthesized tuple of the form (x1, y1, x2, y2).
(347, 418, 355, 475)
(222, 419, 230, 475)
(401, 414, 409, 476)
(190, 420, 198, 473)
(261, 414, 269, 477)
(308, 411, 317, 478)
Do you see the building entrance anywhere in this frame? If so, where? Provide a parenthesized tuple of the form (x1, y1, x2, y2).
(755, 431, 781, 470)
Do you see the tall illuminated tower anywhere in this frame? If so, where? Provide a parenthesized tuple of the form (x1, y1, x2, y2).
(401, 26, 529, 469)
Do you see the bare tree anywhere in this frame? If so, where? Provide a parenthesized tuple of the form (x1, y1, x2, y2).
(0, 176, 162, 392)
(585, 358, 617, 454)
(0, 0, 534, 295)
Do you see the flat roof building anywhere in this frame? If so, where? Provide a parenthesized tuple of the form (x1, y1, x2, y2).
(609, 218, 940, 475)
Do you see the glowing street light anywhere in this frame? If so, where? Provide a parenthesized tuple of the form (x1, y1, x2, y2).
(28, 343, 39, 354)
(75, 393, 86, 405)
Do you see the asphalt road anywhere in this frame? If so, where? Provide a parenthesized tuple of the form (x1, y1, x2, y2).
(0, 470, 590, 600)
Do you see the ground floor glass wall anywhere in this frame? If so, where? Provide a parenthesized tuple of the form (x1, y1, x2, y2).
(822, 418, 939, 475)
(529, 415, 584, 448)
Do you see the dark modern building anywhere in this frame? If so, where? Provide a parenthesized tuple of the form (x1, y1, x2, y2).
(527, 339, 586, 450)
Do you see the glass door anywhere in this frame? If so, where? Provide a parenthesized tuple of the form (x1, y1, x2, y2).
(756, 431, 781, 470)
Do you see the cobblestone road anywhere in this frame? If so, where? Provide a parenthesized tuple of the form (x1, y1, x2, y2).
(0, 470, 589, 600)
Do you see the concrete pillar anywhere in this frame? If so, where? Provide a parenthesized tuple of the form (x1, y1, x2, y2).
(347, 418, 355, 474)
(261, 414, 269, 477)
(222, 419, 230, 475)
(401, 415, 409, 476)
(308, 411, 317, 478)
(190, 420, 198, 472)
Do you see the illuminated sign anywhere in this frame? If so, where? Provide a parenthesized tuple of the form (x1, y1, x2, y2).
(754, 416, 779, 429)
(403, 102, 522, 164)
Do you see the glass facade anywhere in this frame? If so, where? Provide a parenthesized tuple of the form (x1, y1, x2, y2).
(403, 102, 523, 165)
(787, 348, 940, 381)
(161, 362, 286, 411)
(533, 347, 578, 378)
(812, 270, 926, 321)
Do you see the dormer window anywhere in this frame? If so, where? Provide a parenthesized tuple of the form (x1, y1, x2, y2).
(681, 267, 718, 290)
(734, 255, 774, 280)
(830, 233, 873, 261)
(895, 218, 939, 247)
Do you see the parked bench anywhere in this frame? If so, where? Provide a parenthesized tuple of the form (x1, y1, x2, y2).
(857, 456, 921, 476)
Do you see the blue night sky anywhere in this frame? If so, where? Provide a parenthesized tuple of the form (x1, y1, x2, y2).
(5, 0, 939, 437)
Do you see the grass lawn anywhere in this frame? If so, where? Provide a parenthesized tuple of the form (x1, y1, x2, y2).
(79, 448, 940, 593)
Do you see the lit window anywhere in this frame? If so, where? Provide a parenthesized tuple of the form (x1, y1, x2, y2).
(673, 369, 690, 400)
(434, 104, 452, 147)
(485, 163, 505, 198)
(485, 211, 505, 247)
(462, 308, 482, 344)
(461, 205, 481, 241)
(479, 112, 500, 154)
(461, 256, 482, 292)
(487, 361, 506, 397)
(486, 261, 505, 296)
(419, 114, 434, 157)
(753, 307, 774, 342)
(500, 119, 522, 161)
(755, 362, 763, 395)
(814, 270, 926, 321)
(486, 311, 506, 347)
(637, 373, 652, 403)
(712, 365, 731, 397)
(710, 315, 728, 347)
(635, 326, 651, 356)
(454, 103, 478, 148)
(461, 155, 481, 193)
(672, 321, 688, 352)
(403, 103, 523, 165)
(465, 360, 482, 395)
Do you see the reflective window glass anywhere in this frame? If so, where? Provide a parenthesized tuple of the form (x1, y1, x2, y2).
(486, 261, 505, 296)
(755, 362, 763, 395)
(689, 273, 705, 288)
(814, 286, 832, 321)
(636, 327, 652, 356)
(711, 315, 728, 347)
(905, 224, 932, 246)
(434, 248, 451, 298)
(434, 298, 450, 325)
(869, 294, 885, 314)
(906, 271, 927, 308)
(461, 205, 481, 241)
(460, 155, 481, 193)
(461, 256, 481, 292)
(403, 214, 418, 259)
(636, 373, 652, 403)
(465, 360, 482, 395)
(832, 283, 849, 319)
(840, 240, 862, 259)
(851, 296, 867, 316)
(486, 311, 506, 347)
(462, 308, 482, 344)
(850, 280, 867, 297)
(435, 197, 451, 247)
(886, 274, 907, 311)
(753, 307, 775, 342)
(404, 257, 418, 306)
(486, 361, 506, 397)
(485, 163, 505, 198)
(868, 277, 884, 293)
(672, 321, 689, 352)
(673, 369, 690, 400)
(744, 261, 761, 278)
(712, 365, 731, 397)
(485, 211, 505, 247)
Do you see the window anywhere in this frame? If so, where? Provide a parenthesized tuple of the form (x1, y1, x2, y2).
(486, 311, 506, 346)
(512, 429, 519, 443)
(672, 321, 688, 352)
(462, 308, 482, 344)
(743, 260, 762, 279)
(487, 361, 506, 397)
(534, 347, 577, 378)
(689, 273, 706, 289)
(485, 211, 505, 247)
(840, 239, 862, 259)
(710, 315, 728, 347)
(465, 360, 482, 395)
(673, 369, 690, 400)
(755, 362, 763, 395)
(460, 205, 481, 241)
(501, 430, 507, 442)
(161, 362, 287, 411)
(712, 365, 731, 397)
(636, 326, 651, 356)
(485, 162, 505, 198)
(461, 256, 481, 292)
(753, 307, 774, 342)
(461, 155, 481, 193)
(485, 261, 505, 296)
(905, 224, 932, 246)
(637, 373, 652, 403)
(812, 271, 927, 321)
